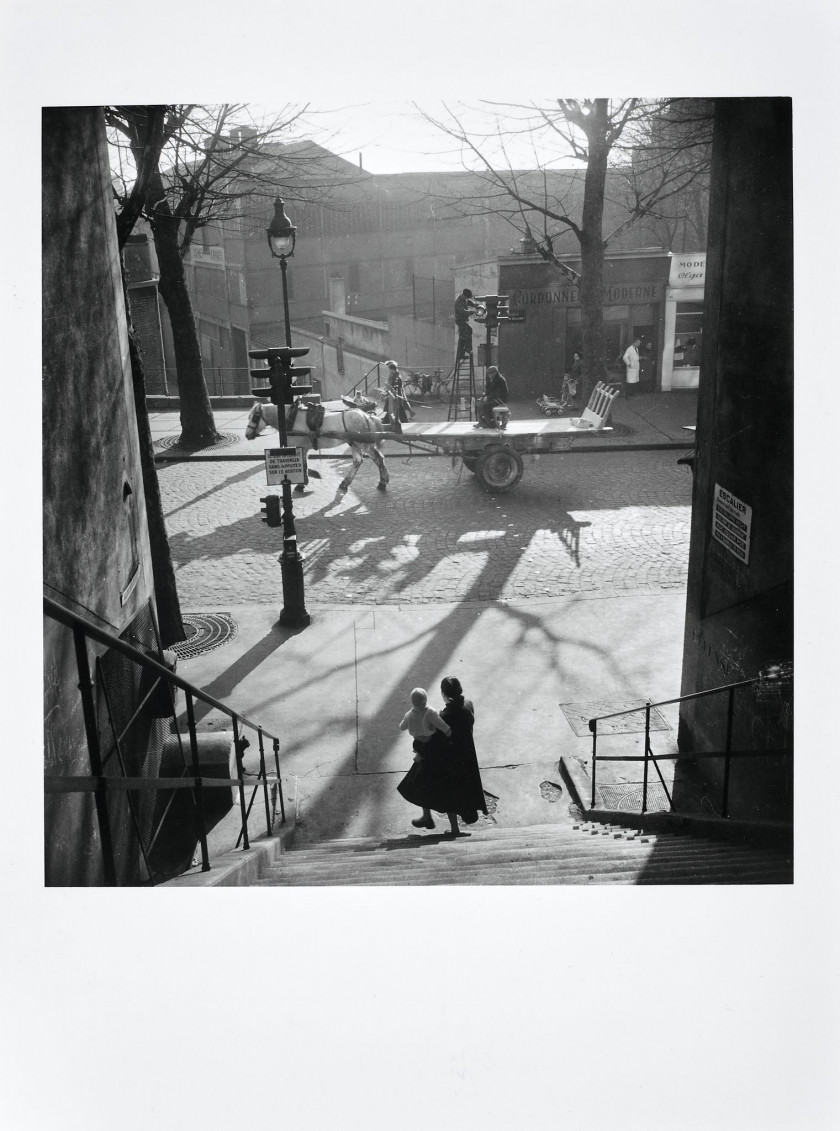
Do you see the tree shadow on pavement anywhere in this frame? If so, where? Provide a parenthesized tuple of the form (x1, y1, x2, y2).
(162, 454, 689, 849)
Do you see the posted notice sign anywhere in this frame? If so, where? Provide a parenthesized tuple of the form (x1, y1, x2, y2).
(265, 447, 306, 485)
(713, 484, 752, 564)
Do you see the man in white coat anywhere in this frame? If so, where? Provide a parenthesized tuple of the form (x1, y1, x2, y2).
(622, 337, 641, 398)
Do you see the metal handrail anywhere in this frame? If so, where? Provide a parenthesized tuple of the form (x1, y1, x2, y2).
(347, 362, 383, 397)
(44, 595, 285, 885)
(45, 596, 278, 740)
(586, 675, 792, 818)
(589, 677, 758, 724)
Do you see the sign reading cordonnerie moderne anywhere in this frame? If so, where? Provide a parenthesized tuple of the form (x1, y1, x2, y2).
(510, 284, 661, 306)
(713, 483, 752, 565)
(265, 447, 306, 485)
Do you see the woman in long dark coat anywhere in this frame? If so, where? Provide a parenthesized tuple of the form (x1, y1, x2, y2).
(439, 676, 487, 832)
(397, 676, 487, 836)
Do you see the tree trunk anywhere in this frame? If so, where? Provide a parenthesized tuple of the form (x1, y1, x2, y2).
(123, 278, 186, 646)
(578, 105, 610, 397)
(151, 210, 221, 448)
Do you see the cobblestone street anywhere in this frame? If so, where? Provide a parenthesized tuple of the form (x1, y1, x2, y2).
(159, 449, 692, 607)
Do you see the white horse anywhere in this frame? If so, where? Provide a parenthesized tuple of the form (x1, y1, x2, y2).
(244, 399, 391, 495)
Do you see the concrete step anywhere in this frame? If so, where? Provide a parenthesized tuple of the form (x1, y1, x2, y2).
(257, 861, 791, 886)
(253, 818, 792, 887)
(261, 846, 790, 886)
(279, 841, 786, 864)
(285, 832, 788, 865)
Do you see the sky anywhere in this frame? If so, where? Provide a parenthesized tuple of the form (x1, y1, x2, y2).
(236, 98, 584, 175)
(295, 99, 581, 175)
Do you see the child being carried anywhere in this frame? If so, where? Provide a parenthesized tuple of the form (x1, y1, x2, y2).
(399, 687, 451, 761)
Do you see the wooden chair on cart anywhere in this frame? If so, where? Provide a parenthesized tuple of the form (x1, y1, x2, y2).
(572, 381, 620, 429)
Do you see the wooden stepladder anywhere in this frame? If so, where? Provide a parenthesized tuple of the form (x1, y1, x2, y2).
(448, 338, 477, 421)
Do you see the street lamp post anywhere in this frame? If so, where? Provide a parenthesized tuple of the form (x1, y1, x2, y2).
(251, 197, 311, 628)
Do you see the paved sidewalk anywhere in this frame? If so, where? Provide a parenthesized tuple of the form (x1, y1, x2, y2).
(168, 591, 687, 877)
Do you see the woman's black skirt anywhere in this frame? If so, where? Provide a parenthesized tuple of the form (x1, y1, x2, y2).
(397, 733, 481, 822)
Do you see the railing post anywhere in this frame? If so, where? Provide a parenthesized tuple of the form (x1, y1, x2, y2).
(721, 684, 736, 819)
(589, 719, 598, 809)
(257, 729, 272, 835)
(185, 691, 211, 873)
(72, 626, 118, 886)
(231, 718, 250, 850)
(273, 738, 285, 824)
(642, 702, 651, 813)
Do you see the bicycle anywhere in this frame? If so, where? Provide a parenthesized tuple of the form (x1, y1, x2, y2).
(404, 368, 451, 402)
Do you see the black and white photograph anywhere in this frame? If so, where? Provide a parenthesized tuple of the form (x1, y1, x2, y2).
(3, 1, 838, 1127)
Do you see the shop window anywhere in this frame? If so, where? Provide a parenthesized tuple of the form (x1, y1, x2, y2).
(674, 301, 703, 366)
(604, 324, 624, 371)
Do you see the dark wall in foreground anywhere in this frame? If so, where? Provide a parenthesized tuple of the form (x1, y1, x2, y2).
(677, 98, 793, 820)
(43, 107, 156, 884)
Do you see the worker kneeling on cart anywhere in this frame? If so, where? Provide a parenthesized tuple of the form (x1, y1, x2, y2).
(475, 365, 510, 429)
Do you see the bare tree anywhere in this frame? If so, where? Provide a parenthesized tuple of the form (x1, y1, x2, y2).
(419, 98, 713, 389)
(108, 104, 361, 446)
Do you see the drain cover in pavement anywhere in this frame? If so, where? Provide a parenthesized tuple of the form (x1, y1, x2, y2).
(597, 783, 671, 811)
(170, 613, 238, 659)
(539, 781, 564, 803)
(560, 700, 670, 737)
(155, 433, 241, 452)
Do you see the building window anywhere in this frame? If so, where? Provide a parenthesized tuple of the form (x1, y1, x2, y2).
(227, 268, 247, 306)
(195, 266, 226, 301)
(674, 301, 703, 366)
(348, 263, 361, 292)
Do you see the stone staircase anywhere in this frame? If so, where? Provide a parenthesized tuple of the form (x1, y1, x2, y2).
(253, 820, 793, 886)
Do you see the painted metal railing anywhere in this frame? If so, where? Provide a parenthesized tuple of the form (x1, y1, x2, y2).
(346, 362, 448, 400)
(44, 596, 285, 886)
(587, 676, 793, 818)
(346, 362, 384, 398)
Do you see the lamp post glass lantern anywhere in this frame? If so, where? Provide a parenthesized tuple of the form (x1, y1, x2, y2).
(267, 196, 296, 259)
(267, 197, 297, 347)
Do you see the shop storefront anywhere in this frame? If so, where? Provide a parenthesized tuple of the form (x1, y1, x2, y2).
(662, 253, 706, 390)
(497, 248, 671, 399)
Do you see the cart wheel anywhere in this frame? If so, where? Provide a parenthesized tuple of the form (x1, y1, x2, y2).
(475, 446, 524, 492)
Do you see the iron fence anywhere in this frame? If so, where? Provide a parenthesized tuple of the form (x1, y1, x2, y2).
(587, 675, 793, 818)
(44, 596, 285, 886)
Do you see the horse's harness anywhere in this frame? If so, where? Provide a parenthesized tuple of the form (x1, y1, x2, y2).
(279, 399, 325, 448)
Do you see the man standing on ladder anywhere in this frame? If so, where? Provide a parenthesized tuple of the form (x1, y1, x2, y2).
(454, 288, 481, 354)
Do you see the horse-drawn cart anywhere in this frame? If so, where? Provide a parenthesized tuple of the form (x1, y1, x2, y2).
(393, 382, 621, 492)
(246, 382, 620, 496)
